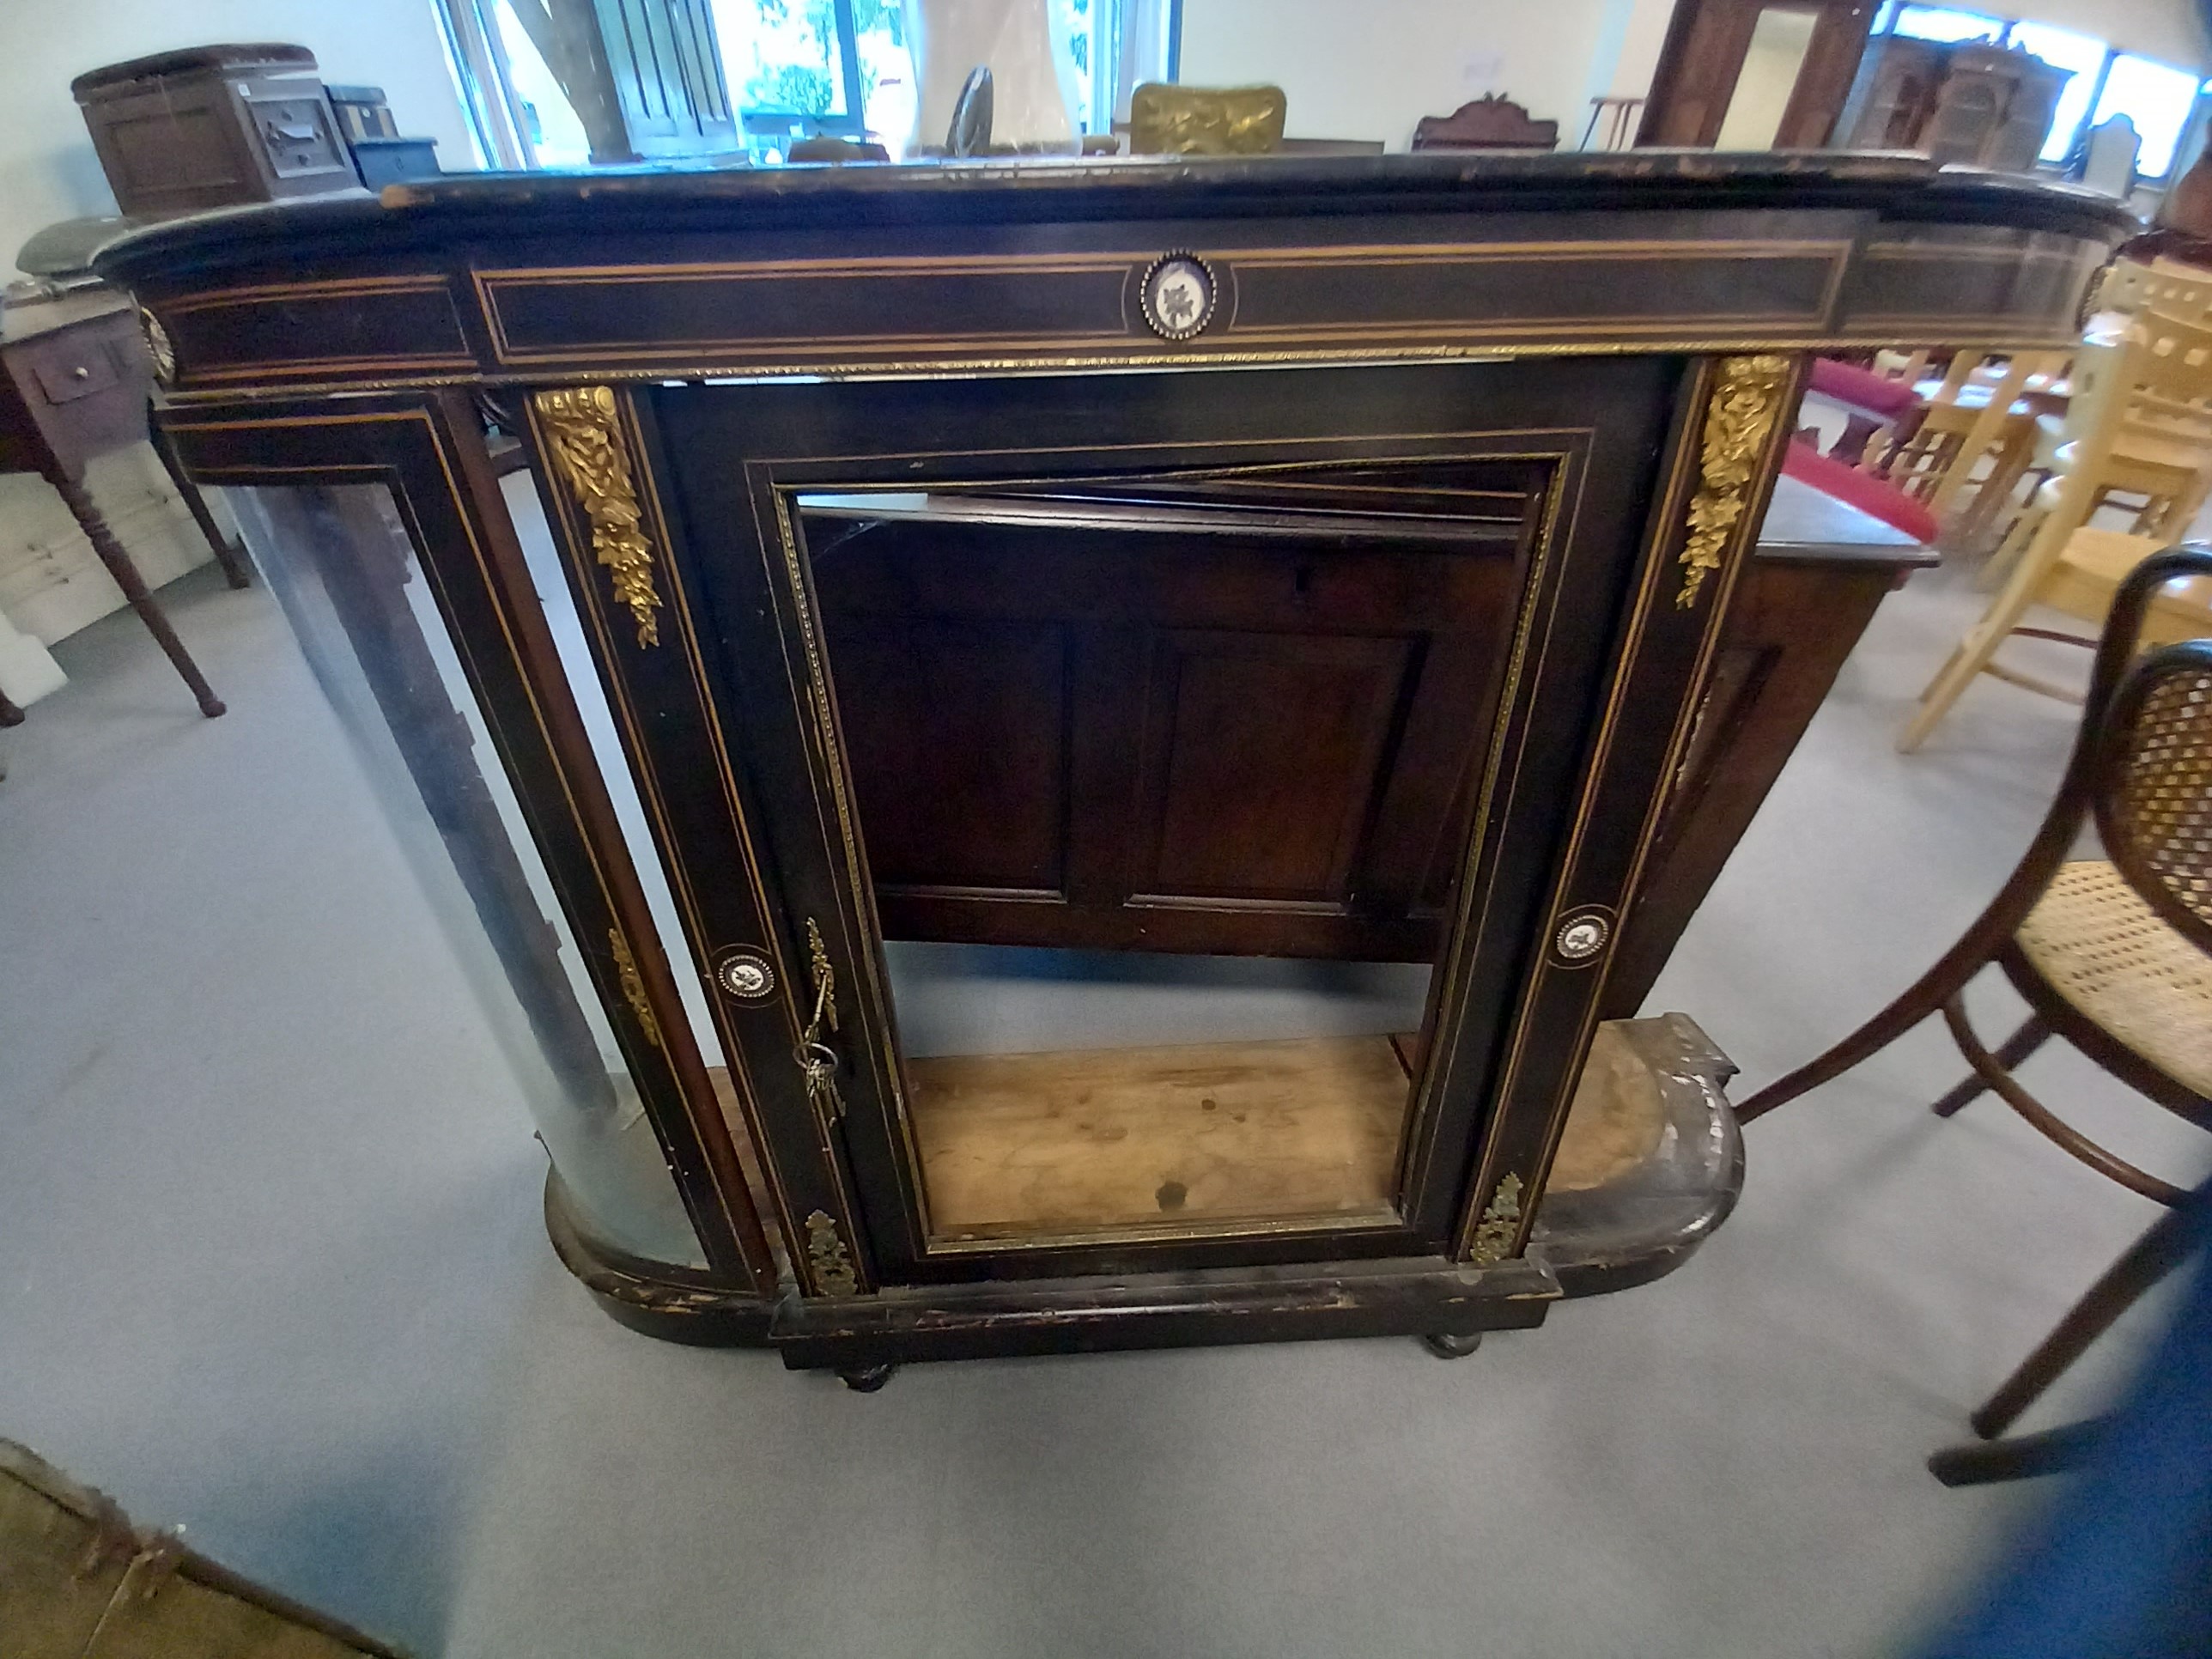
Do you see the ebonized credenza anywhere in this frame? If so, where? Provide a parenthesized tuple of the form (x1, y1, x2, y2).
(94, 154, 2127, 1382)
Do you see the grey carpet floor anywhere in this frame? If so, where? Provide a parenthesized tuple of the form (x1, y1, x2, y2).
(2, 557, 2206, 1659)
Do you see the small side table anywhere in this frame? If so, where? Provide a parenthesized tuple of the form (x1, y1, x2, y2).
(0, 289, 247, 718)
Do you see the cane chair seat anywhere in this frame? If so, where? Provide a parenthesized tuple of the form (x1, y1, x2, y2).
(2014, 861, 2212, 1098)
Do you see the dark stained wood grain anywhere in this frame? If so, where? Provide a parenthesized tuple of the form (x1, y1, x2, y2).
(831, 617, 1069, 896)
(812, 495, 1524, 962)
(95, 156, 2131, 397)
(1601, 556, 1903, 1018)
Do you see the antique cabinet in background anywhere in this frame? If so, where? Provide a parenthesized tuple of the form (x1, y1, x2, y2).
(1838, 38, 2070, 171)
(100, 155, 2124, 1384)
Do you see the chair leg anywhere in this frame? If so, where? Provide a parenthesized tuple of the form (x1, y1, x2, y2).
(1929, 1417, 2108, 1486)
(1970, 1200, 2201, 1439)
(1941, 998, 2187, 1204)
(1931, 1013, 2051, 1117)
(1973, 492, 2042, 592)
(1832, 413, 1887, 466)
(1899, 622, 2012, 753)
(1734, 945, 1998, 1124)
(1899, 501, 2075, 753)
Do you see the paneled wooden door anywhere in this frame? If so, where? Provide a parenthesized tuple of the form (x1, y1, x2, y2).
(596, 360, 1699, 1289)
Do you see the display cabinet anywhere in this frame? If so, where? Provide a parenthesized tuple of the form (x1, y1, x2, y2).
(94, 154, 2127, 1383)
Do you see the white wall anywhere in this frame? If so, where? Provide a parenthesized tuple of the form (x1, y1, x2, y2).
(0, 1, 477, 699)
(1178, 0, 1627, 150)
(1181, 0, 2212, 156)
(2013, 0, 2209, 70)
(1, 1, 477, 271)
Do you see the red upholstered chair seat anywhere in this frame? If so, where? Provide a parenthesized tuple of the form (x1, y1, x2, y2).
(1781, 435, 1941, 543)
(1808, 356, 1923, 419)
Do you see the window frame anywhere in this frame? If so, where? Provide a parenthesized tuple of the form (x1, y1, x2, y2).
(1868, 2, 2209, 181)
(726, 0, 871, 140)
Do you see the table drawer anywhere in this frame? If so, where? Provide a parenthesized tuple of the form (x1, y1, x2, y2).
(24, 337, 121, 405)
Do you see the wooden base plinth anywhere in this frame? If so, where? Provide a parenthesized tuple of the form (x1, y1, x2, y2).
(908, 1020, 1669, 1245)
(548, 1014, 1741, 1369)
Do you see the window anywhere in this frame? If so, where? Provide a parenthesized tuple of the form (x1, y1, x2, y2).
(1060, 0, 1104, 135)
(490, 1, 594, 167)
(711, 0, 906, 146)
(441, 0, 1167, 167)
(1890, 5, 2002, 45)
(1867, 5, 2212, 181)
(2090, 53, 2206, 178)
(2006, 22, 2109, 162)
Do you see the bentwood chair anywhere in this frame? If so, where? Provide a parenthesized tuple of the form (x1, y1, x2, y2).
(1739, 550, 2212, 1468)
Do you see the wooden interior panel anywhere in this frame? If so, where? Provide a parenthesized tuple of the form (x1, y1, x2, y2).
(829, 617, 1068, 896)
(810, 492, 1529, 960)
(1139, 630, 1410, 902)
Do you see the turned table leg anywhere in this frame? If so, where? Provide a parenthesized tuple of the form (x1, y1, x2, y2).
(148, 406, 251, 589)
(46, 465, 226, 718)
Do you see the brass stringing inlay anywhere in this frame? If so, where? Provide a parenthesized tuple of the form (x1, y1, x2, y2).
(805, 1210, 860, 1296)
(1677, 354, 1791, 610)
(1468, 1173, 1525, 1266)
(608, 926, 664, 1048)
(534, 386, 664, 647)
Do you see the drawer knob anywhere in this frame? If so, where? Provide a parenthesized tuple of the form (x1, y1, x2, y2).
(70, 366, 89, 380)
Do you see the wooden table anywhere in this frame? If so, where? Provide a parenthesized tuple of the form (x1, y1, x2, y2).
(0, 289, 248, 721)
(1601, 470, 1936, 1013)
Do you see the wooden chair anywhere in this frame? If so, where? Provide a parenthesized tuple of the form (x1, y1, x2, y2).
(1871, 348, 1931, 384)
(1901, 307, 2212, 752)
(1972, 258, 2212, 586)
(1877, 349, 2067, 529)
(1739, 550, 2212, 1470)
(2087, 253, 2159, 317)
(1926, 1176, 2210, 1485)
(1410, 94, 1559, 151)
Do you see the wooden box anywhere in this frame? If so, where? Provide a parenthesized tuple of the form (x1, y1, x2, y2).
(0, 1439, 404, 1658)
(71, 45, 356, 217)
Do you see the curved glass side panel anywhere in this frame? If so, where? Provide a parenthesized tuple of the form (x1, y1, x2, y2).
(231, 482, 705, 1267)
